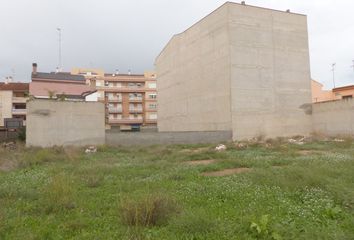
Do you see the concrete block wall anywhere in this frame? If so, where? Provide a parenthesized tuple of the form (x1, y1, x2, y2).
(26, 100, 105, 147)
(312, 99, 354, 137)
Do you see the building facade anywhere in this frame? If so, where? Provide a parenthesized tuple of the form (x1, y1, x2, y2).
(30, 63, 95, 100)
(312, 80, 354, 103)
(92, 71, 157, 130)
(0, 82, 29, 127)
(156, 2, 312, 140)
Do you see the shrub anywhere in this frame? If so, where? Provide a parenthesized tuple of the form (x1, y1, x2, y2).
(18, 127, 26, 142)
(120, 194, 178, 227)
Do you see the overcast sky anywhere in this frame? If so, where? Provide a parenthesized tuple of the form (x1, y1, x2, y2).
(1, 0, 353, 89)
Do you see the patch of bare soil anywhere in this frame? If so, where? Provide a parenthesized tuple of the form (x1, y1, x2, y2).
(298, 150, 325, 156)
(186, 160, 216, 166)
(0, 160, 17, 172)
(202, 168, 251, 177)
(180, 147, 210, 154)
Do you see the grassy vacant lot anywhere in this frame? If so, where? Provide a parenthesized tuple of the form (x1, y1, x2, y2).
(0, 140, 354, 239)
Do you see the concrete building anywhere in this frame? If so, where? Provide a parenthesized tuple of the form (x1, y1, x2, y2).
(312, 80, 354, 103)
(74, 68, 157, 130)
(0, 81, 29, 126)
(30, 63, 96, 100)
(156, 2, 312, 140)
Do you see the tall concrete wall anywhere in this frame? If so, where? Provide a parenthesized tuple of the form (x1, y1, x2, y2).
(312, 99, 354, 136)
(156, 5, 232, 132)
(156, 2, 312, 140)
(26, 100, 105, 147)
(228, 4, 312, 139)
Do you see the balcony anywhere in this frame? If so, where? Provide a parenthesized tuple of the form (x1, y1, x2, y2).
(108, 108, 123, 113)
(12, 97, 28, 103)
(108, 118, 143, 124)
(12, 109, 27, 115)
(129, 98, 143, 102)
(107, 98, 122, 103)
(129, 108, 143, 113)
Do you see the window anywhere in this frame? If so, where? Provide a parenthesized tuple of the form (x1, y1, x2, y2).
(149, 114, 157, 120)
(149, 103, 157, 109)
(149, 93, 157, 99)
(148, 83, 156, 89)
(343, 95, 353, 100)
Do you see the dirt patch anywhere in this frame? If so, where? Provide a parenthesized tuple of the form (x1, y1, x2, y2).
(186, 160, 216, 166)
(202, 168, 251, 177)
(298, 150, 325, 156)
(0, 160, 17, 172)
(180, 147, 210, 154)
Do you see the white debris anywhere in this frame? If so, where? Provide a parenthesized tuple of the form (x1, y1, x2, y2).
(334, 138, 345, 142)
(215, 144, 227, 151)
(235, 143, 248, 149)
(288, 138, 304, 145)
(85, 146, 97, 154)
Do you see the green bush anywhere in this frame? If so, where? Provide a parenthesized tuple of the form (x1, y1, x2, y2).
(18, 127, 26, 142)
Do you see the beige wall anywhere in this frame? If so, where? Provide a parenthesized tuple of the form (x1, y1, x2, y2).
(26, 100, 105, 147)
(156, 3, 312, 140)
(229, 4, 312, 139)
(313, 99, 354, 136)
(156, 5, 232, 132)
(0, 91, 13, 126)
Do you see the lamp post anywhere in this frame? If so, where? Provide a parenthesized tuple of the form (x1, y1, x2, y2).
(56, 28, 62, 72)
(331, 63, 336, 88)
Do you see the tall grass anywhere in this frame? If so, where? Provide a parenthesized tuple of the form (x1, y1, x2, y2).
(120, 194, 178, 227)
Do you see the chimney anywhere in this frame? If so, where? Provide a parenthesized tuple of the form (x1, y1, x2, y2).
(286, 9, 291, 13)
(128, 69, 131, 75)
(32, 63, 37, 75)
(115, 69, 119, 75)
(241, 1, 246, 5)
(4, 77, 8, 84)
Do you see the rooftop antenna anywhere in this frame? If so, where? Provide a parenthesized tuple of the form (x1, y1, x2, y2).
(56, 27, 62, 72)
(331, 63, 336, 88)
(11, 68, 15, 81)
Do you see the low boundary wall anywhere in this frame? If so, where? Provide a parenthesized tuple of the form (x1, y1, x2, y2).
(106, 131, 232, 146)
(312, 99, 354, 137)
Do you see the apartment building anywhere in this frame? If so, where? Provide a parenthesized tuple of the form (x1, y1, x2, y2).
(0, 81, 29, 127)
(312, 80, 354, 103)
(75, 68, 157, 130)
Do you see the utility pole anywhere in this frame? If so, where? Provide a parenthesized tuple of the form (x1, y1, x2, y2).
(331, 63, 336, 88)
(56, 28, 62, 71)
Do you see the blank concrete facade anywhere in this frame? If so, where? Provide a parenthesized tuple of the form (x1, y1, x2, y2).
(156, 2, 312, 140)
(26, 100, 105, 147)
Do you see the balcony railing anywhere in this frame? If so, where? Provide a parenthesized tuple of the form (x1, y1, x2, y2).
(12, 109, 27, 115)
(108, 108, 123, 113)
(129, 98, 143, 102)
(108, 118, 143, 124)
(107, 98, 122, 102)
(12, 97, 28, 103)
(129, 108, 143, 113)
